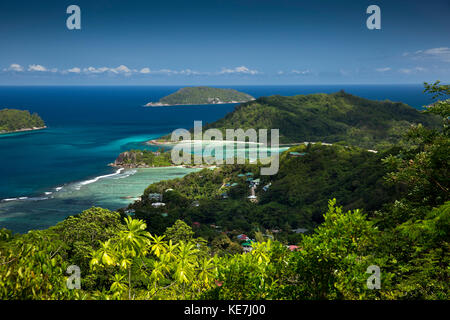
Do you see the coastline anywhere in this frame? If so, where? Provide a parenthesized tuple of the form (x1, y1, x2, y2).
(0, 126, 47, 135)
(109, 161, 216, 170)
(144, 99, 254, 107)
(146, 139, 264, 146)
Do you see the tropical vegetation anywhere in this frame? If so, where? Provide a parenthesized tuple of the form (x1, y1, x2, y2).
(0, 81, 448, 300)
(0, 108, 45, 133)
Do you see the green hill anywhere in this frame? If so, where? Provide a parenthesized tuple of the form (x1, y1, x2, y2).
(201, 90, 440, 150)
(0, 108, 46, 133)
(130, 144, 396, 237)
(146, 86, 254, 106)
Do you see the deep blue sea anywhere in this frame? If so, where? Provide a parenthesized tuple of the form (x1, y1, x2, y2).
(0, 84, 435, 232)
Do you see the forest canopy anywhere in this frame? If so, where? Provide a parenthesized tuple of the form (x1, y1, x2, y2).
(0, 108, 45, 133)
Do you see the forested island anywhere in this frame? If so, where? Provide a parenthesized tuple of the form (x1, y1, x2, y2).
(145, 86, 255, 106)
(0, 81, 448, 300)
(0, 108, 46, 134)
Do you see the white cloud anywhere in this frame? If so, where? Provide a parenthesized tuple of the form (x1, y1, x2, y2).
(219, 66, 259, 75)
(67, 67, 81, 73)
(403, 47, 450, 62)
(179, 69, 202, 75)
(399, 67, 427, 74)
(291, 69, 311, 75)
(3, 63, 24, 72)
(375, 67, 391, 72)
(28, 64, 48, 72)
(110, 65, 131, 74)
(82, 65, 133, 75)
(3, 64, 261, 77)
(83, 66, 112, 74)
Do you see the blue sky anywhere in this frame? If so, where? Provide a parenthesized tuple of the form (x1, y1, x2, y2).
(0, 0, 449, 85)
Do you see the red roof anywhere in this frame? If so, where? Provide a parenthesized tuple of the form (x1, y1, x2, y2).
(288, 245, 299, 251)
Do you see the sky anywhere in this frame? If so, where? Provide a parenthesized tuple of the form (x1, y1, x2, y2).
(0, 0, 449, 85)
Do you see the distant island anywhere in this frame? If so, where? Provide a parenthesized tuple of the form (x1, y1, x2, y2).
(0, 108, 46, 134)
(145, 86, 255, 106)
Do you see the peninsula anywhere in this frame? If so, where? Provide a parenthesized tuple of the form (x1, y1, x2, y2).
(145, 86, 255, 106)
(147, 91, 440, 150)
(0, 108, 46, 134)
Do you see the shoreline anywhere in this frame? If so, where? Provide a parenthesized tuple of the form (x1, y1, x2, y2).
(109, 162, 216, 169)
(146, 139, 264, 146)
(0, 126, 47, 135)
(144, 99, 254, 107)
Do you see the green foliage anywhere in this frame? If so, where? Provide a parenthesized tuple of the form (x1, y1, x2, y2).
(49, 207, 126, 289)
(0, 230, 78, 299)
(281, 199, 392, 299)
(0, 82, 448, 300)
(383, 81, 449, 209)
(133, 144, 394, 241)
(164, 220, 195, 243)
(115, 149, 173, 167)
(89, 217, 217, 299)
(0, 108, 45, 133)
(202, 91, 440, 149)
(158, 86, 254, 105)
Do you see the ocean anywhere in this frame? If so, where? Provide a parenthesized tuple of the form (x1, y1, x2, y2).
(0, 84, 435, 233)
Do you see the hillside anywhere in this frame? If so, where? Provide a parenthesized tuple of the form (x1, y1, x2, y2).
(0, 82, 448, 301)
(145, 86, 254, 106)
(0, 108, 46, 133)
(200, 91, 440, 150)
(128, 144, 396, 238)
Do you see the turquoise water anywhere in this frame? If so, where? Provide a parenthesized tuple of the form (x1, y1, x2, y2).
(0, 167, 201, 233)
(0, 85, 434, 233)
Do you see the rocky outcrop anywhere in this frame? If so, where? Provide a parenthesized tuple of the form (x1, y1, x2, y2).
(112, 151, 142, 167)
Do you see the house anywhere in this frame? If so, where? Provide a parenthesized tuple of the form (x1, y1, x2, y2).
(191, 200, 200, 207)
(248, 195, 258, 203)
(231, 183, 239, 187)
(245, 172, 254, 176)
(148, 193, 162, 201)
(221, 192, 228, 199)
(252, 178, 261, 186)
(161, 212, 168, 217)
(292, 228, 308, 234)
(237, 174, 246, 177)
(237, 234, 249, 240)
(151, 202, 166, 208)
(124, 209, 135, 215)
(242, 240, 254, 252)
(287, 245, 299, 251)
(262, 183, 272, 192)
(165, 188, 174, 192)
(193, 222, 201, 228)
